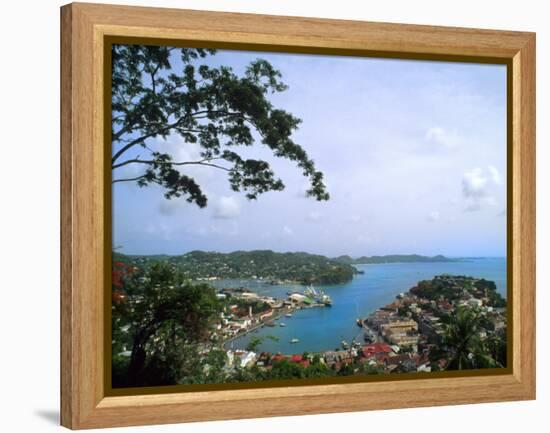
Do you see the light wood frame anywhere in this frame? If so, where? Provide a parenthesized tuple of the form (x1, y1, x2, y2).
(60, 2, 536, 429)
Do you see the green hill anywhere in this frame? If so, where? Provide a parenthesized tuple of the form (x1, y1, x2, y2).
(114, 250, 357, 285)
(333, 254, 457, 264)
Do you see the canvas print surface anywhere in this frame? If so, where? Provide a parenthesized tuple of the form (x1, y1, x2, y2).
(110, 44, 507, 388)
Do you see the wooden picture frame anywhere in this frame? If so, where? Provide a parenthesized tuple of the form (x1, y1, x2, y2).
(60, 2, 536, 429)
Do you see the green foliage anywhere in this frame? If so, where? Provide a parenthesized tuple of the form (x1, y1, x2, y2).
(265, 359, 333, 380)
(111, 262, 221, 387)
(333, 254, 456, 265)
(442, 307, 503, 370)
(118, 249, 357, 285)
(474, 279, 506, 307)
(410, 275, 505, 308)
(230, 298, 271, 316)
(111, 44, 329, 203)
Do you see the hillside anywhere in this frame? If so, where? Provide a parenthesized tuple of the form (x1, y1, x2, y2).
(333, 254, 457, 265)
(114, 250, 357, 285)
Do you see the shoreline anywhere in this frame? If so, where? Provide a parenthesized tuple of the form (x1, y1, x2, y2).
(215, 273, 507, 361)
(221, 302, 330, 350)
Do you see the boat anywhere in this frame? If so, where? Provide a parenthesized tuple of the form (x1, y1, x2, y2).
(304, 285, 317, 298)
(279, 322, 286, 327)
(285, 313, 293, 318)
(290, 338, 299, 344)
(356, 318, 364, 327)
(341, 340, 349, 349)
(304, 285, 333, 306)
(321, 294, 332, 306)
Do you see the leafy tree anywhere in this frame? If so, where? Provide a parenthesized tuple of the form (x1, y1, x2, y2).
(484, 333, 507, 367)
(111, 45, 329, 204)
(362, 362, 383, 375)
(443, 307, 502, 370)
(112, 262, 221, 386)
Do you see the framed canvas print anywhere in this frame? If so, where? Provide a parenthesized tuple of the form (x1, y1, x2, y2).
(60, 2, 536, 429)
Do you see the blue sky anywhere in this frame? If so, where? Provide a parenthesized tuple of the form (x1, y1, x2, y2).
(112, 48, 507, 258)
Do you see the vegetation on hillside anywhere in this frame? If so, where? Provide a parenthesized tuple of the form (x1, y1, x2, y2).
(333, 254, 457, 265)
(114, 249, 357, 285)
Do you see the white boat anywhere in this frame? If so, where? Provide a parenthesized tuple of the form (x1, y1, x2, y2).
(290, 338, 299, 343)
(285, 313, 293, 318)
(304, 285, 318, 297)
(279, 322, 286, 327)
(304, 285, 332, 306)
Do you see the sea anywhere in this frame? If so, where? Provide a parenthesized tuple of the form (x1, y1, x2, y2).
(214, 258, 506, 355)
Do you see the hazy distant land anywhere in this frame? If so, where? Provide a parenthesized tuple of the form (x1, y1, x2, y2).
(333, 254, 459, 265)
(113, 250, 461, 285)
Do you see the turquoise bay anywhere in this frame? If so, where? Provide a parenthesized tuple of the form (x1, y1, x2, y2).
(219, 258, 506, 354)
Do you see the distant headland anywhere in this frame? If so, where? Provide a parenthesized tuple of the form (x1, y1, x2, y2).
(332, 254, 459, 265)
(113, 250, 460, 286)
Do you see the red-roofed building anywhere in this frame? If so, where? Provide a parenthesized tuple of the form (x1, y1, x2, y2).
(290, 354, 303, 363)
(271, 354, 286, 363)
(362, 343, 393, 358)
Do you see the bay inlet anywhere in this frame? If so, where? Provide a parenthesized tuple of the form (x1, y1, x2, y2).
(217, 258, 506, 354)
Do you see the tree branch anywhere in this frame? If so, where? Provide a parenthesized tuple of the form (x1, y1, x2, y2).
(112, 174, 149, 184)
(113, 158, 231, 172)
(111, 110, 248, 163)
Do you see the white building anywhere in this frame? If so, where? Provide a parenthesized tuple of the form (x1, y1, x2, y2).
(227, 350, 257, 368)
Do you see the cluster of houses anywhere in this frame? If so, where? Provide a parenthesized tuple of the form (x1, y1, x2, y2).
(217, 275, 507, 375)
(223, 341, 431, 375)
(361, 275, 507, 371)
(213, 289, 307, 340)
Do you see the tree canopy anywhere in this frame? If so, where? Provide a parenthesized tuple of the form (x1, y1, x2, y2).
(111, 45, 329, 205)
(112, 262, 220, 386)
(442, 307, 503, 370)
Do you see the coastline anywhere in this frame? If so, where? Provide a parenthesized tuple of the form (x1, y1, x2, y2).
(217, 273, 507, 376)
(223, 259, 506, 355)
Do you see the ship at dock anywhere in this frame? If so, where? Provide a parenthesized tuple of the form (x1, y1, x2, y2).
(304, 285, 333, 306)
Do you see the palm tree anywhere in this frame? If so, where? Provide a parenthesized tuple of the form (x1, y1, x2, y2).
(443, 307, 501, 370)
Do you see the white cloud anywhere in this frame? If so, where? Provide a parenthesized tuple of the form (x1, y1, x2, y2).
(213, 196, 241, 219)
(488, 165, 502, 185)
(306, 211, 322, 222)
(462, 167, 489, 199)
(427, 211, 440, 222)
(425, 127, 459, 149)
(113, 55, 507, 257)
(461, 166, 502, 212)
(283, 225, 294, 236)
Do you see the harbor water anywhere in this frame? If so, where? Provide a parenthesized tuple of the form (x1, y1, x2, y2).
(217, 258, 506, 354)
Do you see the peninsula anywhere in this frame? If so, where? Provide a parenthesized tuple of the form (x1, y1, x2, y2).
(333, 254, 458, 265)
(114, 250, 358, 285)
